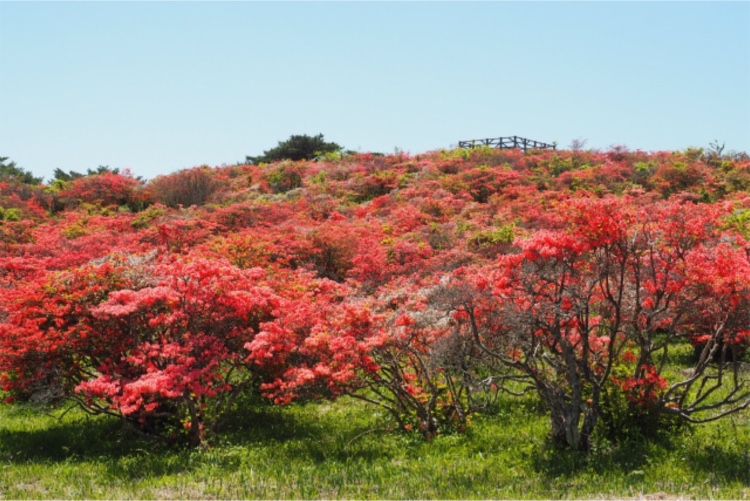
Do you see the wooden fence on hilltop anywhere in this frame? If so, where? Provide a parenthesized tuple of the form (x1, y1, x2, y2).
(458, 136, 556, 152)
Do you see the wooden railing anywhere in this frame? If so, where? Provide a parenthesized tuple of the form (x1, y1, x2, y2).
(458, 136, 556, 152)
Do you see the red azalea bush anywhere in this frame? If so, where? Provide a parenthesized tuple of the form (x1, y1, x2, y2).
(445, 197, 750, 450)
(57, 170, 147, 210)
(0, 254, 281, 444)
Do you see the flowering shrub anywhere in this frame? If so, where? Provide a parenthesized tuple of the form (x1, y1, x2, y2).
(614, 364, 668, 407)
(448, 197, 750, 450)
(57, 171, 147, 210)
(597, 351, 677, 441)
(248, 280, 498, 438)
(0, 255, 281, 444)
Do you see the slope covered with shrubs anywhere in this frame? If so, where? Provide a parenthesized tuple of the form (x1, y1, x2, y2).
(1, 145, 749, 451)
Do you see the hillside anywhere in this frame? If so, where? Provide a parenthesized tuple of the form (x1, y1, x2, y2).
(1, 145, 750, 497)
(0, 145, 748, 449)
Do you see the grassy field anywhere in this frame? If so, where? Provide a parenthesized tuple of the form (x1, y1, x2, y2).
(1, 390, 748, 500)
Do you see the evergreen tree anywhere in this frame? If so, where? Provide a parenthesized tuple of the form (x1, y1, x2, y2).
(246, 134, 341, 164)
(0, 156, 43, 185)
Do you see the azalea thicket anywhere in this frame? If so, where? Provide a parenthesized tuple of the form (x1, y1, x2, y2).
(0, 145, 749, 448)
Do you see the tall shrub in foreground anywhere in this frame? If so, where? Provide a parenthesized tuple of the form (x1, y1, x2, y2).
(450, 197, 750, 451)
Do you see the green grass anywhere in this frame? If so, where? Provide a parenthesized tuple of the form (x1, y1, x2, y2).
(1, 393, 749, 499)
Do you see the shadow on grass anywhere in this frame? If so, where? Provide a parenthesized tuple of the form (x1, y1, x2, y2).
(530, 423, 750, 488)
(0, 403, 284, 452)
(0, 408, 149, 463)
(0, 397, 393, 472)
(684, 444, 750, 485)
(527, 426, 692, 482)
(218, 396, 400, 463)
(218, 398, 324, 444)
(530, 440, 654, 479)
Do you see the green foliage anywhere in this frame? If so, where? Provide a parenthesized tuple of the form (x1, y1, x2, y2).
(62, 222, 89, 239)
(79, 202, 115, 216)
(131, 205, 166, 229)
(439, 147, 474, 161)
(724, 207, 750, 239)
(467, 225, 515, 248)
(52, 168, 84, 182)
(266, 164, 304, 193)
(310, 171, 327, 185)
(44, 178, 69, 194)
(0, 156, 43, 185)
(316, 149, 352, 163)
(445, 145, 494, 159)
(247, 134, 342, 164)
(0, 207, 22, 222)
(547, 154, 575, 176)
(466, 225, 516, 257)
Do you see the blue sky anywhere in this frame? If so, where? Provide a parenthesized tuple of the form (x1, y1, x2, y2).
(1, 1, 748, 182)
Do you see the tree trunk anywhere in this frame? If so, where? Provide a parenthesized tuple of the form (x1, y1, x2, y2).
(546, 388, 594, 451)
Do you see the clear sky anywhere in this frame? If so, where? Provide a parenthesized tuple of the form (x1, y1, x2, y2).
(1, 1, 749, 182)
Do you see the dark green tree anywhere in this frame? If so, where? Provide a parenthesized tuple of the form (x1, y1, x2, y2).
(246, 134, 342, 164)
(52, 168, 84, 182)
(86, 165, 120, 176)
(53, 165, 122, 182)
(0, 156, 43, 185)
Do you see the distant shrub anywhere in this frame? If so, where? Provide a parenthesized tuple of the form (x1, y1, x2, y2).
(131, 204, 166, 229)
(467, 225, 516, 257)
(58, 171, 146, 211)
(265, 164, 304, 194)
(0, 207, 22, 222)
(148, 166, 224, 207)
